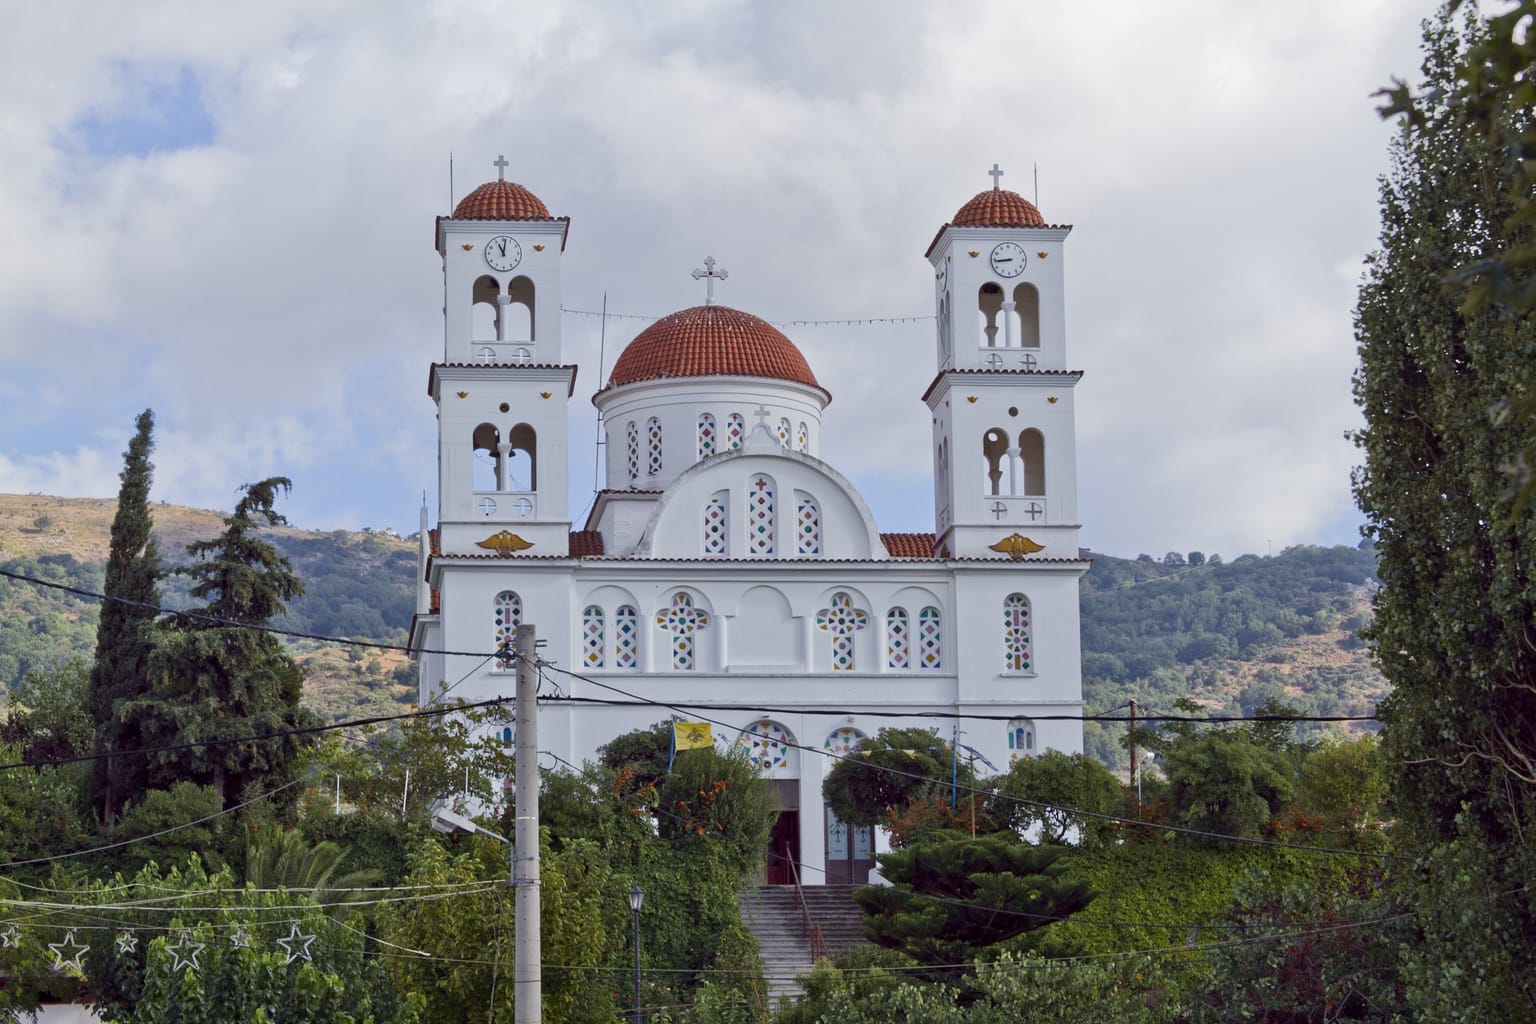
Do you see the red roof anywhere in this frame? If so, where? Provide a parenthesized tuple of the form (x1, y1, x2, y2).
(453, 180, 551, 220)
(604, 305, 824, 395)
(952, 188, 1046, 228)
(882, 533, 937, 558)
(568, 530, 605, 556)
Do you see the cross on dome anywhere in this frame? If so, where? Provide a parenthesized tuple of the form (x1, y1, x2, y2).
(493, 154, 509, 181)
(988, 163, 1005, 190)
(753, 405, 772, 427)
(692, 256, 729, 305)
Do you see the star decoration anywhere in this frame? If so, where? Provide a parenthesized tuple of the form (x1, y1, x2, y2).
(0, 924, 19, 948)
(115, 931, 139, 955)
(49, 929, 89, 971)
(230, 923, 253, 949)
(275, 923, 315, 965)
(165, 931, 205, 972)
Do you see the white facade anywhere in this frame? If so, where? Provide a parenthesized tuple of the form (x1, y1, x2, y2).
(411, 168, 1088, 885)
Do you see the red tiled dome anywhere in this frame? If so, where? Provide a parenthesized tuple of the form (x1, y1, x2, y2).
(607, 305, 822, 392)
(453, 180, 551, 220)
(952, 188, 1045, 228)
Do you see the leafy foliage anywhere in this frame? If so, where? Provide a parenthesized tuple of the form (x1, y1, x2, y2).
(822, 727, 976, 828)
(985, 749, 1123, 845)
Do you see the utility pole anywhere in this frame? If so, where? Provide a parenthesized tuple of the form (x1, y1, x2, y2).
(1128, 697, 1138, 819)
(514, 622, 541, 1023)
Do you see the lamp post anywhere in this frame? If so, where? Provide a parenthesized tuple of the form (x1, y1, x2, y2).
(430, 805, 513, 885)
(627, 885, 644, 1024)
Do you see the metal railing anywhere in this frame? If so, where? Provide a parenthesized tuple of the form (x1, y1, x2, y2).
(785, 856, 830, 962)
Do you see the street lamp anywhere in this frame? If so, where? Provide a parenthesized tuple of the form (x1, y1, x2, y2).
(627, 885, 644, 1024)
(430, 804, 514, 885)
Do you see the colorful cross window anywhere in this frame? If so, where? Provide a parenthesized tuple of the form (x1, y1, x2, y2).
(657, 592, 710, 671)
(1004, 593, 1032, 672)
(816, 592, 868, 671)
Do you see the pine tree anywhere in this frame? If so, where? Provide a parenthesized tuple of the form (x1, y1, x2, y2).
(126, 478, 319, 810)
(1353, 9, 1536, 1013)
(87, 409, 162, 824)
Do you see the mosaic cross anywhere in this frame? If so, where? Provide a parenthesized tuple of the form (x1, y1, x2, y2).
(692, 256, 729, 305)
(493, 154, 509, 180)
(816, 593, 868, 671)
(657, 593, 710, 670)
(988, 162, 1005, 189)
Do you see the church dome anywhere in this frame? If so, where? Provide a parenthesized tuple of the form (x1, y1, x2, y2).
(952, 188, 1046, 228)
(606, 305, 823, 393)
(453, 179, 551, 220)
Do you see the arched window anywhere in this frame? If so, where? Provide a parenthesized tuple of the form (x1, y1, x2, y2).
(978, 282, 1004, 347)
(582, 605, 604, 668)
(472, 275, 499, 342)
(506, 423, 536, 491)
(1007, 717, 1036, 756)
(703, 491, 728, 556)
(657, 592, 710, 671)
(983, 428, 1010, 496)
(698, 413, 716, 459)
(1003, 593, 1032, 672)
(918, 607, 942, 670)
(795, 421, 809, 453)
(647, 418, 662, 476)
(472, 423, 501, 491)
(747, 475, 775, 556)
(795, 491, 820, 555)
(1013, 282, 1040, 348)
(886, 608, 910, 669)
(938, 293, 952, 363)
(501, 726, 513, 746)
(816, 593, 869, 671)
(614, 605, 639, 669)
(727, 413, 745, 450)
(1019, 428, 1044, 496)
(505, 276, 535, 340)
(493, 590, 522, 670)
(737, 720, 798, 776)
(626, 421, 639, 483)
(776, 417, 791, 448)
(823, 726, 866, 757)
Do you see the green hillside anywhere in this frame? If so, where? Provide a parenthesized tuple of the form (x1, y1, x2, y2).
(0, 494, 1384, 755)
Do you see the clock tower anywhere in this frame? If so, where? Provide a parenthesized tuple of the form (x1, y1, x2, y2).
(432, 157, 576, 553)
(924, 166, 1081, 560)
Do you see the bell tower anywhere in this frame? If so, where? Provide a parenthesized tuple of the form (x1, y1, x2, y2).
(431, 157, 577, 553)
(924, 165, 1081, 559)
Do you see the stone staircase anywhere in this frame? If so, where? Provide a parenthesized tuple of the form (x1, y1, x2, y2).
(738, 884, 869, 1004)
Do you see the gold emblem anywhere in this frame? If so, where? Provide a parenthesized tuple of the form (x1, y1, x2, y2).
(967, 396, 978, 403)
(456, 391, 468, 398)
(533, 244, 545, 251)
(1048, 396, 1058, 404)
(989, 533, 1045, 560)
(1036, 251, 1049, 259)
(968, 250, 980, 258)
(540, 391, 552, 399)
(462, 244, 473, 251)
(476, 530, 535, 557)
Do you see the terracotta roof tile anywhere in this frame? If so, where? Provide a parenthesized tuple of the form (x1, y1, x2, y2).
(952, 188, 1046, 228)
(429, 529, 441, 557)
(882, 532, 937, 558)
(452, 180, 551, 220)
(602, 305, 825, 397)
(569, 530, 605, 556)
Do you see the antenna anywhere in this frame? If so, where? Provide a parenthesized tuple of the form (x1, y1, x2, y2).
(592, 292, 609, 495)
(1033, 163, 1039, 207)
(449, 152, 455, 211)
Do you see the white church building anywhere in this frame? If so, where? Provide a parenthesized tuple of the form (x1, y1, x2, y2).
(409, 161, 1087, 885)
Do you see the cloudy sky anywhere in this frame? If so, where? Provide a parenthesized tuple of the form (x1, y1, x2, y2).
(0, 0, 1429, 559)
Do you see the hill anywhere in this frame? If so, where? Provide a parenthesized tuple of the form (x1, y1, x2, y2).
(0, 494, 1385, 759)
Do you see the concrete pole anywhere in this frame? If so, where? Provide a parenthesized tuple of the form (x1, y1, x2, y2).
(514, 622, 541, 1023)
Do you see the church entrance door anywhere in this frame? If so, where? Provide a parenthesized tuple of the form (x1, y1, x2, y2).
(825, 807, 874, 884)
(764, 810, 800, 885)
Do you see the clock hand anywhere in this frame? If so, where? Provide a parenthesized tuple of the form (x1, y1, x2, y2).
(498, 240, 507, 256)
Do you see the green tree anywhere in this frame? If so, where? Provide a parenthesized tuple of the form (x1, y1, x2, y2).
(1355, 6, 1536, 1015)
(854, 832, 1093, 973)
(87, 409, 163, 824)
(125, 479, 320, 811)
(985, 749, 1123, 846)
(0, 658, 92, 764)
(823, 727, 974, 828)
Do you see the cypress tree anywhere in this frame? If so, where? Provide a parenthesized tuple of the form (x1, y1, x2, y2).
(87, 409, 162, 824)
(1353, 9, 1536, 1013)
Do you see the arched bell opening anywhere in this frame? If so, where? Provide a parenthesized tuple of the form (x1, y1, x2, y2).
(504, 276, 535, 341)
(978, 283, 1004, 348)
(506, 422, 537, 491)
(1013, 282, 1040, 349)
(472, 422, 501, 491)
(471, 275, 500, 342)
(983, 427, 1010, 496)
(1019, 428, 1045, 496)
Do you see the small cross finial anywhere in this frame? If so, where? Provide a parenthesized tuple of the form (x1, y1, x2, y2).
(493, 154, 510, 181)
(692, 255, 729, 305)
(988, 163, 1004, 190)
(752, 405, 772, 427)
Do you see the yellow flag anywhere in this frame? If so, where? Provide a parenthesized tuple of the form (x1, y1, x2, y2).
(673, 721, 713, 750)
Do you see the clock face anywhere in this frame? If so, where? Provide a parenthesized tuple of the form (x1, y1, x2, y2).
(990, 242, 1027, 278)
(484, 235, 522, 272)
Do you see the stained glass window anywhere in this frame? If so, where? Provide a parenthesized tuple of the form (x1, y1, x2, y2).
(656, 592, 710, 671)
(582, 605, 604, 668)
(626, 421, 638, 482)
(727, 413, 745, 450)
(1004, 593, 1032, 672)
(493, 590, 522, 670)
(747, 476, 775, 556)
(816, 592, 868, 671)
(796, 421, 809, 453)
(795, 492, 820, 555)
(1008, 718, 1035, 757)
(703, 492, 728, 556)
(698, 413, 716, 459)
(777, 417, 791, 448)
(823, 727, 866, 757)
(886, 608, 910, 669)
(918, 607, 942, 670)
(738, 720, 795, 774)
(647, 417, 662, 476)
(615, 605, 639, 669)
